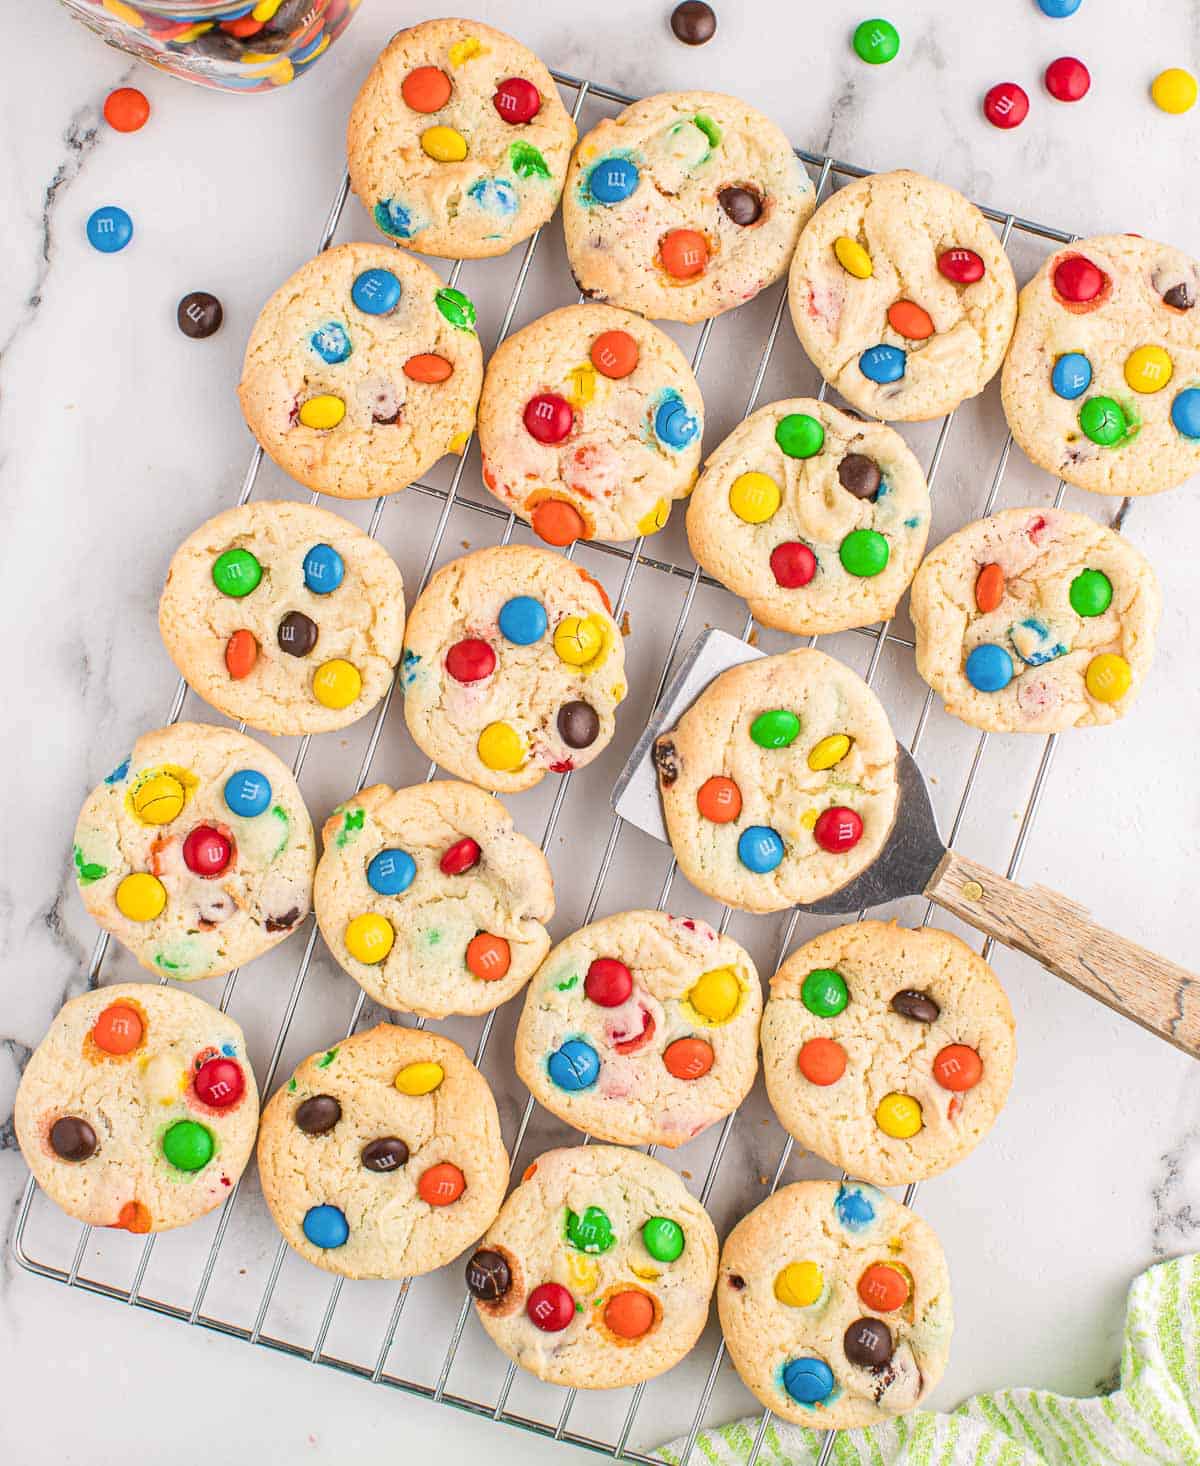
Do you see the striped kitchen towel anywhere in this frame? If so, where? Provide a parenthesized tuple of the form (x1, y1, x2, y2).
(657, 1254, 1199, 1465)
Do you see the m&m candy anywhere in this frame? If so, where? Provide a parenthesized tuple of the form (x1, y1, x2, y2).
(859, 344, 905, 384)
(295, 1095, 341, 1134)
(886, 300, 934, 340)
(303, 543, 345, 593)
(303, 1204, 350, 1248)
(591, 330, 639, 378)
(498, 596, 548, 645)
(875, 1092, 922, 1138)
(813, 806, 863, 854)
(162, 1119, 214, 1172)
(688, 967, 741, 1023)
(394, 1061, 444, 1095)
(352, 268, 402, 315)
(718, 186, 762, 225)
(983, 82, 1029, 129)
(224, 769, 272, 817)
(1124, 345, 1172, 393)
(466, 1248, 512, 1300)
(937, 248, 985, 284)
(770, 542, 817, 588)
(345, 912, 394, 964)
(834, 236, 873, 278)
(1054, 255, 1106, 303)
(808, 734, 851, 771)
(86, 205, 133, 254)
(750, 709, 800, 748)
(367, 848, 416, 896)
(655, 395, 699, 448)
(729, 471, 781, 524)
(50, 1116, 98, 1161)
(975, 563, 1005, 611)
(585, 957, 633, 1007)
(845, 1316, 894, 1367)
(440, 837, 481, 875)
(421, 125, 468, 162)
(524, 393, 574, 444)
(737, 825, 784, 873)
(1051, 352, 1092, 399)
(402, 65, 452, 112)
(1152, 67, 1198, 114)
(783, 1357, 835, 1405)
(493, 76, 541, 123)
(932, 1044, 983, 1091)
(116, 873, 166, 922)
(605, 1289, 655, 1339)
(313, 660, 361, 710)
(1172, 387, 1200, 438)
(194, 1056, 245, 1109)
(466, 932, 510, 980)
(589, 157, 640, 204)
(92, 1002, 143, 1055)
(177, 291, 223, 339)
(643, 1216, 685, 1262)
(446, 638, 497, 683)
(775, 1260, 823, 1307)
(660, 229, 708, 280)
(277, 610, 318, 657)
(696, 775, 742, 822)
(527, 1282, 574, 1331)
(404, 353, 453, 383)
(1085, 653, 1131, 702)
(553, 615, 605, 666)
(775, 413, 824, 459)
(1044, 56, 1090, 102)
(310, 322, 351, 364)
(965, 643, 1013, 692)
(558, 700, 600, 748)
(840, 528, 889, 578)
(183, 825, 232, 878)
(1079, 396, 1128, 446)
(798, 1037, 847, 1086)
(548, 1038, 600, 1091)
(132, 772, 185, 824)
(1069, 568, 1112, 617)
(477, 722, 525, 771)
(531, 498, 587, 546)
(213, 547, 262, 598)
(853, 17, 900, 64)
(670, 0, 717, 44)
(362, 1137, 409, 1172)
(566, 1204, 614, 1252)
(418, 1162, 466, 1206)
(299, 395, 346, 430)
(663, 1036, 714, 1080)
(104, 87, 150, 133)
(1037, 0, 1082, 14)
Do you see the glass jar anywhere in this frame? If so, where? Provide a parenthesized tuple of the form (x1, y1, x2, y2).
(58, 0, 361, 92)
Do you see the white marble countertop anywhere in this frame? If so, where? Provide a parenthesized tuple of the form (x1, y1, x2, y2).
(5, 2, 1200, 1461)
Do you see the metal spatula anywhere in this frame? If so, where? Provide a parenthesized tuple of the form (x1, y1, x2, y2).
(613, 629, 1199, 1059)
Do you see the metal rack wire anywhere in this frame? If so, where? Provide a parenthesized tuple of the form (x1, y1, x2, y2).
(11, 69, 1128, 1465)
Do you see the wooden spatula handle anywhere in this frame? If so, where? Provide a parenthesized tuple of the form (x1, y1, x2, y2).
(926, 850, 1200, 1059)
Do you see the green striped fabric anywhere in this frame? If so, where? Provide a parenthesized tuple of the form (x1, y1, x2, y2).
(657, 1256, 1199, 1466)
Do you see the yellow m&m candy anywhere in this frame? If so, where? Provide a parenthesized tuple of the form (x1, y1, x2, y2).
(1152, 67, 1198, 115)
(132, 773, 185, 825)
(687, 967, 741, 1024)
(478, 721, 525, 771)
(566, 1253, 600, 1292)
(1124, 345, 1173, 393)
(299, 395, 345, 430)
(422, 125, 468, 162)
(116, 873, 167, 923)
(729, 472, 781, 524)
(808, 734, 852, 771)
(1085, 653, 1132, 703)
(313, 659, 362, 710)
(553, 615, 606, 667)
(774, 1261, 824, 1307)
(875, 1092, 923, 1139)
(345, 912, 394, 964)
(834, 236, 873, 278)
(637, 498, 671, 536)
(395, 1061, 444, 1095)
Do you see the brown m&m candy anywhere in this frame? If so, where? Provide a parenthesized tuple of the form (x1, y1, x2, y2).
(838, 454, 882, 500)
(177, 291, 223, 339)
(844, 1315, 893, 1368)
(50, 1115, 98, 1161)
(295, 1094, 341, 1134)
(278, 611, 318, 657)
(361, 1137, 409, 1172)
(718, 186, 763, 226)
(466, 1246, 512, 1301)
(670, 0, 717, 44)
(890, 989, 940, 1023)
(558, 700, 600, 749)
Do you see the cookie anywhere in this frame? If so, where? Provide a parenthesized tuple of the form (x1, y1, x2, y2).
(73, 723, 315, 980)
(655, 649, 898, 914)
(761, 922, 1016, 1187)
(1000, 234, 1200, 497)
(401, 545, 626, 793)
(562, 91, 815, 324)
(15, 984, 259, 1234)
(477, 304, 704, 546)
(910, 506, 1160, 733)
(514, 910, 761, 1148)
(787, 170, 1017, 421)
(718, 1180, 953, 1429)
(346, 19, 576, 260)
(467, 1144, 718, 1387)
(159, 501, 406, 736)
(314, 780, 554, 1019)
(237, 242, 483, 499)
(257, 1025, 508, 1279)
(685, 399, 930, 634)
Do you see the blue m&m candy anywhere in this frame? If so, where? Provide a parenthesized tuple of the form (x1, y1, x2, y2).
(303, 543, 345, 594)
(589, 157, 640, 205)
(738, 826, 785, 874)
(965, 643, 1014, 692)
(782, 1357, 835, 1405)
(224, 769, 272, 818)
(303, 1204, 349, 1249)
(1051, 352, 1092, 400)
(654, 394, 700, 449)
(859, 345, 906, 384)
(310, 322, 352, 364)
(1036, 0, 1082, 15)
(367, 848, 416, 896)
(547, 1038, 600, 1091)
(351, 268, 402, 315)
(1171, 387, 1200, 439)
(86, 205, 133, 254)
(498, 596, 548, 645)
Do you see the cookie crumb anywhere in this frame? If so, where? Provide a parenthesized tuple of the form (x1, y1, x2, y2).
(620, 611, 632, 637)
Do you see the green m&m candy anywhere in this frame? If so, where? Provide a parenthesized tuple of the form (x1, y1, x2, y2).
(642, 1216, 685, 1262)
(212, 548, 262, 598)
(1079, 396, 1128, 446)
(750, 709, 801, 749)
(436, 286, 477, 332)
(839, 528, 890, 578)
(801, 968, 848, 1018)
(775, 413, 825, 459)
(162, 1119, 214, 1172)
(853, 17, 900, 65)
(1069, 569, 1113, 617)
(565, 1205, 614, 1253)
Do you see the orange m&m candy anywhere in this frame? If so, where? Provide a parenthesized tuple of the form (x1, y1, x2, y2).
(531, 498, 587, 546)
(221, 15, 263, 36)
(933, 1044, 982, 1092)
(115, 1200, 152, 1233)
(660, 229, 709, 280)
(974, 563, 1004, 613)
(697, 776, 742, 823)
(93, 1003, 144, 1056)
(467, 932, 511, 981)
(404, 353, 454, 383)
(797, 1037, 847, 1086)
(590, 329, 639, 379)
(225, 629, 258, 680)
(663, 1036, 714, 1080)
(104, 87, 150, 133)
(417, 1162, 466, 1206)
(402, 66, 452, 113)
(858, 1262, 911, 1312)
(604, 1289, 655, 1339)
(886, 300, 934, 340)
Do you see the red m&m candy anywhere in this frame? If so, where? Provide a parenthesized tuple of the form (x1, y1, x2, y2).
(527, 1281, 575, 1331)
(440, 837, 481, 875)
(1044, 56, 1090, 103)
(938, 248, 985, 284)
(585, 957, 633, 1007)
(523, 393, 574, 444)
(813, 807, 864, 854)
(770, 541, 817, 589)
(445, 638, 496, 683)
(493, 77, 541, 124)
(183, 825, 233, 878)
(1053, 255, 1106, 304)
(194, 1056, 245, 1109)
(983, 82, 1029, 129)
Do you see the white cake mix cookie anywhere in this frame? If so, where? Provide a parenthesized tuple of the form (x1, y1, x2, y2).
(314, 780, 554, 1019)
(685, 398, 930, 634)
(563, 90, 815, 324)
(15, 984, 259, 1234)
(72, 724, 314, 981)
(514, 910, 761, 1148)
(718, 1180, 953, 1429)
(910, 506, 1160, 733)
(237, 242, 483, 499)
(346, 18, 576, 260)
(401, 545, 626, 793)
(788, 170, 1017, 421)
(1001, 234, 1200, 497)
(159, 500, 406, 736)
(257, 1025, 508, 1280)
(477, 304, 704, 546)
(761, 922, 1016, 1187)
(467, 1144, 718, 1387)
(654, 649, 898, 914)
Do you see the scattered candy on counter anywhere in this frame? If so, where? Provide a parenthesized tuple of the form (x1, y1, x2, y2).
(1152, 66, 1198, 114)
(86, 204, 133, 253)
(670, 1, 716, 45)
(1044, 55, 1090, 102)
(852, 17, 900, 65)
(983, 81, 1030, 129)
(177, 291, 223, 338)
(103, 86, 150, 133)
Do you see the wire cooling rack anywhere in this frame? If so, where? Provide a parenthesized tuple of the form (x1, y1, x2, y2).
(12, 68, 1133, 1466)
